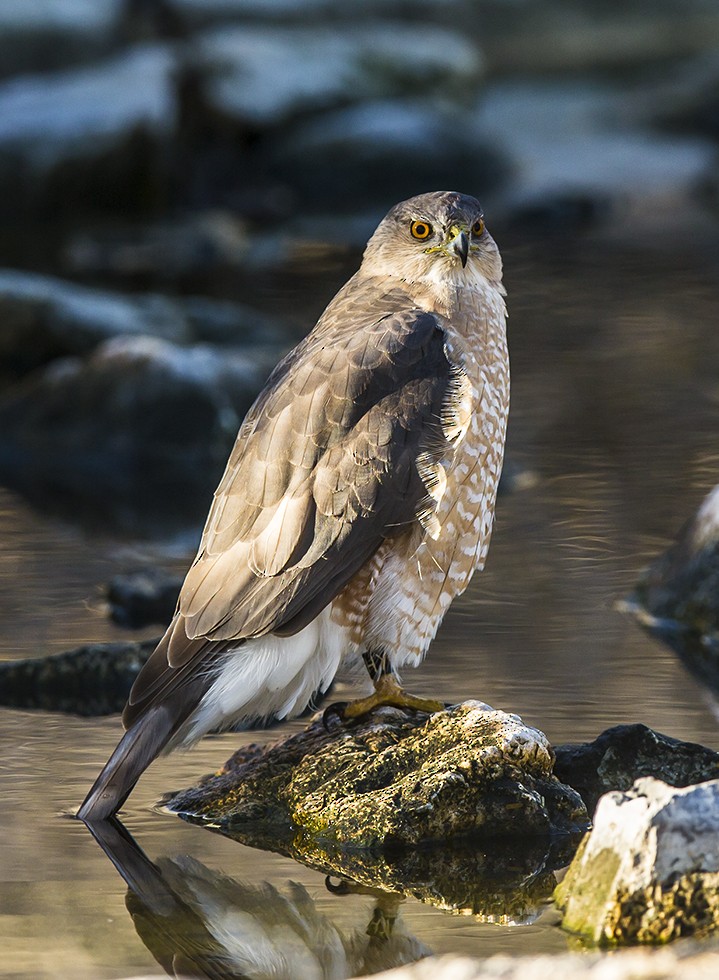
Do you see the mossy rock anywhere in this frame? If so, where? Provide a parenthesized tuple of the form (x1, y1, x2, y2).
(168, 700, 589, 848)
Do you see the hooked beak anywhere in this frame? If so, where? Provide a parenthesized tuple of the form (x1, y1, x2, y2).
(447, 226, 469, 267)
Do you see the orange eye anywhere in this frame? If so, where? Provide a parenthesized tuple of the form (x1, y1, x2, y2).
(410, 220, 433, 240)
(472, 218, 485, 236)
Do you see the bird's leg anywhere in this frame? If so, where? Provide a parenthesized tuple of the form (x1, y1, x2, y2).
(342, 650, 445, 719)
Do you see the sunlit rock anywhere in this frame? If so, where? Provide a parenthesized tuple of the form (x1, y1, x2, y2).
(554, 723, 719, 816)
(169, 701, 588, 844)
(555, 776, 719, 945)
(168, 702, 586, 924)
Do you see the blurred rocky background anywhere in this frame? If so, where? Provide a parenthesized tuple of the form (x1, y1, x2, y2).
(0, 0, 718, 534)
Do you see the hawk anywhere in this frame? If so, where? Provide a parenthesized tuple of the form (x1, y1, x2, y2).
(78, 191, 509, 822)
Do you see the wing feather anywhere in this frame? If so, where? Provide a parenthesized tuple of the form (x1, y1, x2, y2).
(126, 280, 463, 719)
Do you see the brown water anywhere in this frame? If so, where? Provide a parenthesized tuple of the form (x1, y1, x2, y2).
(1, 233, 719, 978)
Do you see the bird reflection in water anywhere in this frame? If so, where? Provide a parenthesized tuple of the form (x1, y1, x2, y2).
(84, 818, 429, 979)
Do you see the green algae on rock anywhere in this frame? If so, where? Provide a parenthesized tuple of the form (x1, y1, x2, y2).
(168, 700, 589, 846)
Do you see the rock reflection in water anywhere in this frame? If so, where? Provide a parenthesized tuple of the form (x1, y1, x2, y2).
(219, 827, 572, 928)
(86, 818, 429, 979)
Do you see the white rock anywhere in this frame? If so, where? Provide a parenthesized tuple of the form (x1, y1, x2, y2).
(556, 776, 719, 943)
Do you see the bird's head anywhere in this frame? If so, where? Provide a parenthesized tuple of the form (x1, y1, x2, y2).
(361, 191, 502, 289)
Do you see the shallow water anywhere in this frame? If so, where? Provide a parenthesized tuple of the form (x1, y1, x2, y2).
(2, 233, 719, 978)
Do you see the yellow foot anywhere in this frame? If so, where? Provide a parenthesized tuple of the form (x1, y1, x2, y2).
(342, 674, 445, 720)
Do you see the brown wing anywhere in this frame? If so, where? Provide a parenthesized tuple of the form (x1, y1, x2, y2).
(124, 282, 456, 724)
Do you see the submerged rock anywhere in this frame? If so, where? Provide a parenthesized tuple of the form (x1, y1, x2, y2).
(555, 776, 719, 945)
(0, 638, 156, 715)
(554, 724, 719, 816)
(169, 701, 589, 845)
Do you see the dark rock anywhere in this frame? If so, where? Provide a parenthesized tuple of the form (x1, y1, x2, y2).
(554, 724, 719, 817)
(169, 701, 589, 846)
(106, 568, 183, 628)
(0, 334, 276, 533)
(0, 269, 189, 378)
(0, 44, 174, 217)
(0, 268, 290, 381)
(480, 0, 719, 75)
(161, 0, 469, 31)
(471, 80, 715, 236)
(265, 99, 508, 213)
(627, 486, 719, 698)
(0, 638, 157, 715)
(0, 1, 123, 80)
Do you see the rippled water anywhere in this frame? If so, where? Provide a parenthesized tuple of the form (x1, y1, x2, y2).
(2, 233, 719, 978)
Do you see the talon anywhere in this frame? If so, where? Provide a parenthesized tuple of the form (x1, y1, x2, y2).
(343, 674, 445, 720)
(322, 701, 348, 731)
(325, 875, 351, 895)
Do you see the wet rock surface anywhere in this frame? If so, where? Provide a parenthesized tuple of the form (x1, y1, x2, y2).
(0, 638, 156, 715)
(554, 724, 719, 816)
(555, 776, 719, 945)
(169, 701, 589, 844)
